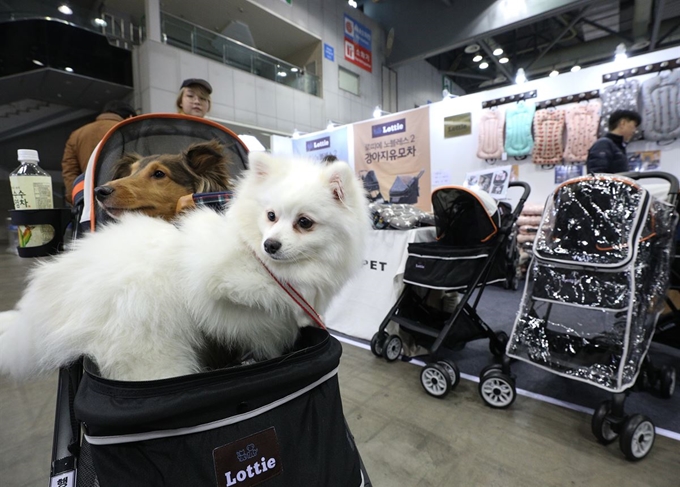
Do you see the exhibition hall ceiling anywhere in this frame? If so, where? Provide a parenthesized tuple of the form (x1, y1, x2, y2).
(62, 1, 680, 94)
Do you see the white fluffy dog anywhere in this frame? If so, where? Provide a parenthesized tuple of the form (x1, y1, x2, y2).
(0, 153, 370, 381)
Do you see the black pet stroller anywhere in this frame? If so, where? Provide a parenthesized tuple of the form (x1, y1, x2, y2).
(369, 182, 530, 399)
(41, 114, 370, 487)
(505, 172, 678, 461)
(389, 169, 425, 204)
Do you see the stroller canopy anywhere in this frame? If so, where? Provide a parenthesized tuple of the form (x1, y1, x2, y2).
(534, 175, 651, 267)
(432, 186, 499, 246)
(82, 114, 249, 230)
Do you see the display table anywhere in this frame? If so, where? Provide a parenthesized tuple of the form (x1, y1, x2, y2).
(325, 227, 436, 341)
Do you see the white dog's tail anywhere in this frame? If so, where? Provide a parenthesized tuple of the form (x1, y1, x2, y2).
(0, 310, 42, 379)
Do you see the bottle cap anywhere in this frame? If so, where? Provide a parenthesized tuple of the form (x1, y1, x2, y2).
(17, 149, 40, 164)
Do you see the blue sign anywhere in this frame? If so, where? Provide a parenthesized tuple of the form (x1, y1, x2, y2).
(292, 127, 349, 163)
(344, 14, 371, 51)
(324, 43, 334, 62)
(371, 118, 406, 138)
(305, 136, 331, 152)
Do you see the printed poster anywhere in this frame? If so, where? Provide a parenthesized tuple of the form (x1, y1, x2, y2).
(354, 106, 431, 211)
(628, 150, 661, 172)
(291, 127, 349, 163)
(554, 164, 584, 184)
(344, 14, 372, 73)
(464, 165, 512, 199)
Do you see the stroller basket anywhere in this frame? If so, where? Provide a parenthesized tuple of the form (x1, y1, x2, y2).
(507, 174, 678, 392)
(72, 327, 365, 487)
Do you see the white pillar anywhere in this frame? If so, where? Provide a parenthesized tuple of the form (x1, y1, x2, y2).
(145, 0, 161, 42)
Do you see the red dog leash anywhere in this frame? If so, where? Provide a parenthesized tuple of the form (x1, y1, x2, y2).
(257, 255, 327, 331)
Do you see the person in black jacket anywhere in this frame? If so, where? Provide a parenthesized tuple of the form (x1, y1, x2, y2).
(586, 109, 641, 173)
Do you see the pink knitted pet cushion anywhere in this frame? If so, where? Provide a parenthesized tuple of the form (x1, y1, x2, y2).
(563, 101, 602, 163)
(532, 109, 566, 165)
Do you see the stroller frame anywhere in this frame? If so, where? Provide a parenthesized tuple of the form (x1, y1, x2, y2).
(370, 182, 530, 399)
(493, 171, 679, 462)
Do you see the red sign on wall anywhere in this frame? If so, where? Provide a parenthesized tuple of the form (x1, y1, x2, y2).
(344, 14, 372, 73)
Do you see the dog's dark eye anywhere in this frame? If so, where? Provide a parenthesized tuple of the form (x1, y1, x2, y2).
(267, 211, 276, 222)
(152, 170, 165, 179)
(297, 216, 314, 229)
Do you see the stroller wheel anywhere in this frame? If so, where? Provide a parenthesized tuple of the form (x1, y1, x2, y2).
(370, 332, 387, 358)
(660, 366, 676, 399)
(479, 371, 516, 409)
(489, 331, 509, 357)
(479, 363, 503, 379)
(591, 400, 618, 445)
(619, 414, 655, 461)
(437, 359, 461, 390)
(382, 335, 402, 362)
(420, 363, 451, 398)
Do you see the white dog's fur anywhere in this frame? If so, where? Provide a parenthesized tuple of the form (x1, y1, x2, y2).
(0, 153, 369, 381)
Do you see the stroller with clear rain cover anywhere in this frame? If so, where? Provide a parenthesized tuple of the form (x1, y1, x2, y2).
(370, 182, 530, 399)
(504, 172, 678, 461)
(45, 114, 371, 487)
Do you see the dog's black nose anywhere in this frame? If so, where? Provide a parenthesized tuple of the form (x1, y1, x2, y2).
(264, 239, 282, 255)
(94, 186, 114, 201)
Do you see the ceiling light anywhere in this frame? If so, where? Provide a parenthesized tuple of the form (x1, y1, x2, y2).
(571, 65, 581, 72)
(65, 67, 74, 72)
(348, 0, 358, 8)
(290, 67, 299, 72)
(479, 62, 489, 70)
(549, 69, 559, 77)
(615, 43, 627, 62)
(515, 67, 527, 84)
(32, 59, 44, 66)
(58, 4, 73, 15)
(373, 106, 382, 118)
(464, 44, 481, 54)
(499, 57, 509, 64)
(292, 129, 300, 139)
(94, 17, 107, 27)
(473, 55, 483, 62)
(277, 71, 287, 77)
(493, 48, 504, 56)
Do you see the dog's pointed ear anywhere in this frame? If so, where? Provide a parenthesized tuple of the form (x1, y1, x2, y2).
(247, 151, 278, 179)
(323, 161, 355, 203)
(112, 152, 141, 180)
(184, 140, 227, 174)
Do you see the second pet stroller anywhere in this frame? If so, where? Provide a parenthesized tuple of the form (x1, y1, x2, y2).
(504, 172, 678, 461)
(370, 182, 530, 398)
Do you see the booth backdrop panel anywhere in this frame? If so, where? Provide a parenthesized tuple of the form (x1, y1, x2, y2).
(353, 106, 432, 211)
(292, 126, 349, 163)
(325, 227, 436, 340)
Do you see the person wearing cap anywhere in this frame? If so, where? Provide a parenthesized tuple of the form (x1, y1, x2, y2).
(176, 78, 212, 118)
(61, 100, 136, 204)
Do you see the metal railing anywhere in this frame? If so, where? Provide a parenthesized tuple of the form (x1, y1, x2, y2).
(0, 0, 141, 49)
(161, 13, 320, 97)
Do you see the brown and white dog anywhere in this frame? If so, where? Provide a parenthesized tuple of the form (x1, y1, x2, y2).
(94, 140, 232, 221)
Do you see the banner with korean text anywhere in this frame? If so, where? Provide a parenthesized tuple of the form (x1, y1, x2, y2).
(344, 14, 372, 73)
(353, 106, 431, 211)
(291, 127, 349, 164)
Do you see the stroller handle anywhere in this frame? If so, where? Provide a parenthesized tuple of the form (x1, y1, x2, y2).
(508, 181, 532, 219)
(618, 171, 680, 195)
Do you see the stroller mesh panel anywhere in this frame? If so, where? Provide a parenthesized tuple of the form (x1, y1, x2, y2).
(535, 177, 646, 265)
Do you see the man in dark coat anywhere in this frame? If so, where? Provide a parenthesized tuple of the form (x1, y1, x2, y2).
(586, 109, 641, 174)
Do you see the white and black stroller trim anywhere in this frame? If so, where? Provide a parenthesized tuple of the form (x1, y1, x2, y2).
(501, 172, 678, 461)
(370, 182, 530, 400)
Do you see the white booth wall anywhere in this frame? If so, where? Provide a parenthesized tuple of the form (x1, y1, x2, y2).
(428, 45, 680, 205)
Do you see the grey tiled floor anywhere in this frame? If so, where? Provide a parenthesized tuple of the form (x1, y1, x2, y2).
(1, 252, 679, 486)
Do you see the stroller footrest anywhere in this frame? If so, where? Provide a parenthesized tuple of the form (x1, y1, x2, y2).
(392, 316, 440, 338)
